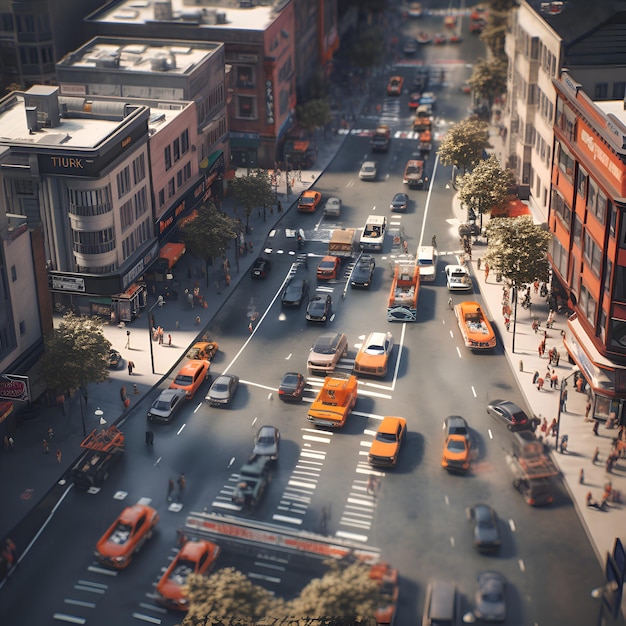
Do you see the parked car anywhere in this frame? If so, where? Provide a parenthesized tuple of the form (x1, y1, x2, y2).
(387, 75, 403, 95)
(403, 38, 418, 55)
(368, 416, 407, 466)
(206, 374, 239, 407)
(306, 294, 333, 322)
(95, 504, 159, 569)
(359, 161, 378, 181)
(156, 540, 220, 611)
(251, 256, 271, 279)
(147, 389, 187, 424)
(419, 91, 437, 107)
(487, 399, 535, 432)
(278, 372, 306, 402)
(467, 504, 502, 552)
(390, 192, 408, 212)
(323, 197, 342, 217)
(281, 277, 309, 307)
(354, 331, 394, 377)
(350, 254, 376, 288)
(445, 264, 472, 291)
(108, 349, 122, 369)
(252, 425, 280, 461)
(307, 332, 348, 375)
(316, 256, 341, 280)
(473, 571, 507, 622)
(185, 341, 219, 361)
(169, 360, 211, 399)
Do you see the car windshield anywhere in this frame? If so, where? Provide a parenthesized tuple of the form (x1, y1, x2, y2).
(365, 344, 385, 354)
(376, 432, 397, 443)
(313, 337, 338, 354)
(174, 375, 193, 385)
(281, 375, 299, 387)
(451, 271, 466, 278)
(406, 166, 419, 175)
(319, 261, 335, 269)
(301, 197, 314, 205)
(213, 383, 228, 392)
(447, 439, 466, 452)
(482, 590, 503, 602)
(152, 400, 170, 411)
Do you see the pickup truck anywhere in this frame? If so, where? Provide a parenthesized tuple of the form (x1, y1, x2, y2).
(71, 427, 125, 490)
(371, 124, 391, 152)
(307, 375, 358, 428)
(231, 455, 273, 509)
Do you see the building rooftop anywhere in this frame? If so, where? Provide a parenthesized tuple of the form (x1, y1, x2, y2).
(596, 99, 626, 127)
(58, 38, 220, 76)
(87, 0, 281, 31)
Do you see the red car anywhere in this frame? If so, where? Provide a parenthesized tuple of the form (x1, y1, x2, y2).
(95, 504, 159, 569)
(316, 256, 341, 280)
(408, 92, 422, 110)
(156, 539, 221, 611)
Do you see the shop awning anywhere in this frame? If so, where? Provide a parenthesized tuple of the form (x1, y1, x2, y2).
(159, 243, 186, 269)
(0, 400, 13, 425)
(491, 196, 531, 218)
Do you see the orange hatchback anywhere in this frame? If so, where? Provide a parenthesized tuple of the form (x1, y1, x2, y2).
(297, 190, 322, 212)
(317, 256, 341, 280)
(387, 75, 404, 96)
(368, 416, 407, 466)
(441, 415, 471, 472)
(156, 539, 221, 611)
(170, 359, 211, 399)
(95, 504, 159, 569)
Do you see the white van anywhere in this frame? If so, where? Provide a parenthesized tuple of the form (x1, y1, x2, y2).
(417, 245, 437, 281)
(359, 215, 387, 252)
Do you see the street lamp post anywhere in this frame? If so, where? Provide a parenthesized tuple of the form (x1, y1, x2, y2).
(147, 299, 160, 375)
(591, 580, 619, 626)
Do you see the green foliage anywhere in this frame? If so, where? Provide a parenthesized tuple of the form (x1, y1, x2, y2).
(296, 98, 332, 133)
(347, 27, 385, 69)
(484, 216, 552, 286)
(457, 155, 517, 217)
(469, 58, 507, 108)
(41, 313, 111, 393)
(178, 201, 238, 264)
(437, 118, 490, 174)
(228, 171, 275, 232)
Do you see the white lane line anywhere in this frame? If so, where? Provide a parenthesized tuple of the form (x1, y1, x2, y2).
(139, 603, 167, 614)
(300, 451, 326, 460)
(131, 611, 162, 623)
(471, 386, 477, 397)
(287, 479, 318, 490)
(212, 501, 241, 511)
(341, 510, 374, 519)
(509, 519, 516, 532)
(248, 572, 281, 584)
(363, 429, 377, 436)
(292, 469, 321, 477)
(518, 559, 526, 572)
(450, 536, 455, 547)
(176, 424, 186, 435)
(335, 530, 368, 542)
(53, 615, 87, 624)
(77, 579, 109, 589)
(85, 566, 117, 576)
(352, 410, 386, 420)
(64, 600, 96, 609)
(302, 434, 331, 443)
(296, 459, 324, 466)
(444, 495, 450, 506)
(360, 440, 373, 447)
(340, 518, 371, 529)
(254, 561, 287, 571)
(449, 330, 454, 338)
(272, 514, 303, 525)
(355, 467, 385, 476)
(488, 429, 494, 440)
(347, 497, 376, 508)
(456, 346, 462, 358)
(193, 402, 202, 413)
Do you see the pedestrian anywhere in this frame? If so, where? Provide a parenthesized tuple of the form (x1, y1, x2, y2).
(532, 319, 540, 333)
(545, 367, 551, 383)
(127, 360, 134, 375)
(546, 310, 555, 328)
(554, 351, 560, 366)
(248, 322, 254, 334)
(448, 297, 453, 310)
(537, 377, 545, 391)
(175, 320, 180, 330)
(576, 376, 584, 393)
(120, 385, 127, 402)
(606, 455, 615, 473)
(167, 333, 172, 347)
(402, 240, 409, 254)
(47, 425, 54, 440)
(533, 279, 539, 294)
(145, 430, 154, 446)
(7, 436, 14, 451)
(195, 315, 201, 326)
(550, 370, 558, 389)
(225, 273, 231, 286)
(532, 371, 540, 385)
(540, 417, 548, 436)
(586, 492, 600, 509)
(477, 257, 481, 270)
(538, 340, 546, 358)
(158, 327, 164, 345)
(592, 446, 600, 464)
(177, 473, 186, 496)
(585, 400, 592, 421)
(133, 384, 139, 395)
(484, 262, 490, 281)
(42, 438, 49, 453)
(248, 241, 253, 252)
(593, 420, 600, 436)
(56, 449, 62, 464)
(167, 479, 175, 501)
(125, 329, 131, 349)
(188, 292, 194, 308)
(559, 435, 568, 454)
(431, 234, 437, 248)
(548, 347, 555, 364)
(549, 418, 557, 436)
(277, 200, 283, 213)
(560, 389, 568, 412)
(579, 468, 584, 484)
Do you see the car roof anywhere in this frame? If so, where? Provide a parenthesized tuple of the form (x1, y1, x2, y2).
(177, 360, 208, 374)
(379, 416, 406, 432)
(365, 331, 391, 345)
(157, 389, 186, 400)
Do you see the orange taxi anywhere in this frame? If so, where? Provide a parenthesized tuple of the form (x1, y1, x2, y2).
(387, 75, 404, 96)
(354, 331, 394, 377)
(454, 301, 496, 349)
(316, 255, 341, 280)
(370, 563, 399, 625)
(169, 359, 211, 399)
(185, 341, 218, 361)
(156, 539, 221, 611)
(368, 416, 407, 466)
(442, 433, 471, 472)
(297, 190, 322, 212)
(95, 504, 159, 569)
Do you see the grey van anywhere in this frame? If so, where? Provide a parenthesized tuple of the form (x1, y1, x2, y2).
(422, 579, 460, 626)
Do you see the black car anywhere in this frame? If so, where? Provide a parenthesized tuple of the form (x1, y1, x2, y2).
(278, 372, 306, 402)
(487, 400, 536, 432)
(251, 256, 271, 279)
(350, 254, 376, 288)
(252, 425, 280, 461)
(390, 192, 408, 212)
(281, 277, 309, 307)
(306, 294, 332, 322)
(467, 504, 501, 552)
(108, 349, 122, 369)
(403, 38, 418, 55)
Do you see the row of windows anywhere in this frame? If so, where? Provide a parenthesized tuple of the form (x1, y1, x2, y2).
(538, 87, 554, 123)
(72, 227, 116, 255)
(68, 186, 112, 217)
(76, 262, 116, 274)
(120, 186, 149, 231)
(157, 161, 193, 208)
(197, 84, 225, 124)
(206, 115, 227, 149)
(164, 130, 190, 171)
(19, 46, 53, 65)
(121, 217, 151, 261)
(133, 153, 145, 185)
(593, 82, 626, 100)
(556, 142, 574, 180)
(533, 132, 550, 168)
(116, 166, 131, 199)
(579, 282, 597, 327)
(537, 39, 557, 78)
(278, 57, 292, 83)
(583, 231, 602, 279)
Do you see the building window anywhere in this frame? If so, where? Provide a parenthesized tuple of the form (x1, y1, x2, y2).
(594, 83, 608, 99)
(164, 145, 172, 171)
(173, 138, 180, 163)
(168, 178, 175, 198)
(608, 318, 626, 350)
(72, 228, 116, 255)
(134, 187, 148, 219)
(120, 199, 133, 231)
(615, 266, 626, 301)
(158, 189, 165, 207)
(552, 190, 571, 231)
(613, 82, 626, 99)
(19, 321, 25, 336)
(579, 283, 597, 325)
(576, 166, 587, 199)
(236, 95, 256, 119)
(184, 161, 191, 182)
(556, 142, 574, 180)
(573, 214, 582, 248)
(620, 216, 626, 249)
(10, 265, 16, 282)
(116, 166, 131, 198)
(236, 66, 255, 88)
(604, 258, 612, 293)
(132, 153, 145, 184)
(583, 231, 602, 278)
(609, 202, 617, 238)
(550, 237, 568, 279)
(181, 129, 189, 154)
(587, 179, 596, 213)
(177, 170, 183, 187)
(599, 309, 606, 342)
(594, 191, 607, 225)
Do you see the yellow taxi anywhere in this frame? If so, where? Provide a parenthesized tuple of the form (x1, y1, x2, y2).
(169, 359, 211, 399)
(387, 76, 404, 96)
(368, 416, 407, 466)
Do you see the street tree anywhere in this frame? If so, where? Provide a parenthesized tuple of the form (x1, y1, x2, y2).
(457, 154, 516, 224)
(480, 0, 515, 58)
(437, 117, 490, 175)
(469, 57, 508, 110)
(228, 170, 275, 232)
(178, 201, 239, 283)
(296, 97, 332, 142)
(41, 312, 111, 394)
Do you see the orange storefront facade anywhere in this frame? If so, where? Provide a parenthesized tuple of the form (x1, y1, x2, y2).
(549, 71, 626, 423)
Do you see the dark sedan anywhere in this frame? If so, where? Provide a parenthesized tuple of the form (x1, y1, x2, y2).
(109, 349, 122, 369)
(281, 277, 308, 307)
(390, 192, 408, 212)
(467, 504, 501, 552)
(487, 399, 536, 432)
(147, 389, 187, 424)
(251, 256, 271, 279)
(252, 425, 280, 461)
(206, 374, 239, 407)
(350, 254, 376, 289)
(278, 372, 306, 401)
(306, 294, 332, 322)
(473, 571, 507, 622)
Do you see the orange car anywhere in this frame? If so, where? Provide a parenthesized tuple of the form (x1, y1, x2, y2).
(95, 504, 159, 569)
(307, 374, 358, 428)
(156, 539, 221, 611)
(454, 301, 496, 349)
(370, 563, 399, 625)
(354, 331, 394, 377)
(368, 416, 407, 466)
(316, 255, 341, 280)
(387, 75, 404, 96)
(297, 190, 322, 212)
(185, 341, 218, 361)
(169, 359, 211, 399)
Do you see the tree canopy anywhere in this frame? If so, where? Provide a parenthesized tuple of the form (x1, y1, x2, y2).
(437, 118, 490, 174)
(457, 155, 517, 220)
(484, 216, 552, 286)
(469, 57, 508, 109)
(347, 27, 386, 68)
(296, 98, 332, 135)
(228, 171, 275, 232)
(182, 561, 384, 625)
(178, 201, 239, 268)
(41, 313, 111, 393)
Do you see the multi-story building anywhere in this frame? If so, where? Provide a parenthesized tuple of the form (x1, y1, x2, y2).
(550, 69, 626, 423)
(502, 0, 626, 218)
(85, 0, 299, 169)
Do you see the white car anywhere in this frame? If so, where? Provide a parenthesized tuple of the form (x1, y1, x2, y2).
(359, 161, 378, 181)
(323, 197, 342, 217)
(445, 264, 472, 291)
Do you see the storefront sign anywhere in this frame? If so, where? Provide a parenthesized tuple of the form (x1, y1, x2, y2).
(578, 126, 623, 186)
(122, 241, 159, 289)
(265, 78, 274, 125)
(157, 177, 206, 239)
(0, 375, 29, 402)
(50, 275, 85, 292)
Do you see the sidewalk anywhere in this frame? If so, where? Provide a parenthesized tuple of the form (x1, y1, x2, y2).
(449, 192, 625, 569)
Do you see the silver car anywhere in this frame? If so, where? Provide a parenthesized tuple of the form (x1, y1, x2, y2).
(307, 332, 348, 374)
(359, 161, 377, 181)
(252, 425, 280, 460)
(323, 197, 342, 217)
(206, 374, 239, 407)
(147, 389, 187, 423)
